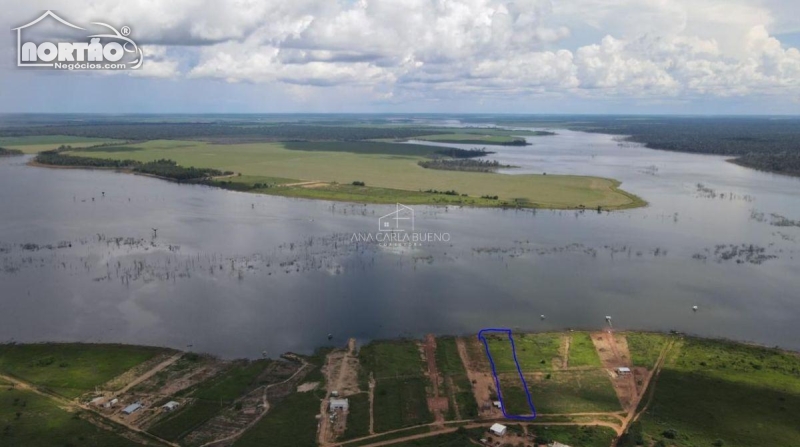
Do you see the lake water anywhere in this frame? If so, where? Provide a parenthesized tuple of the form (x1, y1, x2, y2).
(1, 129, 799, 358)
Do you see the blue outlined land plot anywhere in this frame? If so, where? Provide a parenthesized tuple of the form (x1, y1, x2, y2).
(478, 328, 537, 419)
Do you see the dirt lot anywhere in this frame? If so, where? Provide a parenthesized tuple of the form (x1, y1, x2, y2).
(591, 331, 637, 411)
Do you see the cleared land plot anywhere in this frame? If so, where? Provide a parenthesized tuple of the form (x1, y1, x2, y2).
(483, 332, 562, 372)
(624, 332, 671, 368)
(147, 359, 270, 441)
(233, 390, 321, 447)
(568, 332, 603, 367)
(340, 393, 370, 440)
(0, 135, 123, 153)
(0, 343, 169, 398)
(434, 337, 478, 420)
(501, 370, 622, 414)
(372, 377, 433, 432)
(69, 140, 643, 209)
(359, 341, 425, 380)
(0, 388, 141, 447)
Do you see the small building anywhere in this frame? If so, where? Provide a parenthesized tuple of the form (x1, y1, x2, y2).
(104, 398, 119, 409)
(90, 396, 105, 406)
(492, 400, 502, 409)
(329, 398, 349, 412)
(162, 401, 180, 412)
(331, 390, 339, 397)
(616, 367, 632, 375)
(122, 403, 143, 415)
(489, 423, 507, 436)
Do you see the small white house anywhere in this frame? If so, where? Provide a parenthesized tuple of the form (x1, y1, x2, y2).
(492, 400, 502, 409)
(329, 398, 349, 412)
(162, 401, 180, 412)
(489, 423, 507, 436)
(616, 367, 632, 375)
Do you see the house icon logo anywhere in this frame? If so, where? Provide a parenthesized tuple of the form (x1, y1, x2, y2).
(13, 10, 143, 70)
(378, 203, 415, 232)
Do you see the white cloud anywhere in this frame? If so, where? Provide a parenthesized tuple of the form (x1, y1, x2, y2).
(4, 0, 800, 103)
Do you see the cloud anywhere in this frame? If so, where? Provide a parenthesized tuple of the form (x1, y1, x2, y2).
(4, 0, 800, 104)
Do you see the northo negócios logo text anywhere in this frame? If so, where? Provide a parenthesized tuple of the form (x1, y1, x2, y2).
(14, 10, 142, 70)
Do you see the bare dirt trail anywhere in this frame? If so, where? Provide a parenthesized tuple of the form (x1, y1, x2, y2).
(592, 331, 637, 411)
(320, 338, 358, 445)
(116, 352, 184, 396)
(368, 373, 376, 435)
(622, 340, 676, 432)
(455, 336, 500, 419)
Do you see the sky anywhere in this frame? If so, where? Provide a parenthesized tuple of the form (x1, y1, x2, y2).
(1, 0, 799, 114)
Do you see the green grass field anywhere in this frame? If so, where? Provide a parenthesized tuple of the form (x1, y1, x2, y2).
(359, 340, 425, 380)
(341, 393, 371, 440)
(0, 136, 123, 153)
(528, 425, 618, 447)
(484, 333, 562, 372)
(501, 370, 621, 414)
(0, 343, 169, 398)
(64, 139, 643, 210)
(568, 332, 603, 367)
(624, 332, 671, 368)
(373, 377, 434, 432)
(0, 388, 141, 447)
(233, 390, 321, 447)
(637, 337, 800, 446)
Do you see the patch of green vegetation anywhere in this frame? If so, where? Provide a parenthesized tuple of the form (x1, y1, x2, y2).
(484, 332, 562, 372)
(0, 343, 169, 398)
(433, 337, 465, 376)
(148, 400, 221, 442)
(0, 147, 23, 156)
(502, 370, 621, 414)
(0, 388, 141, 447)
(340, 393, 370, 441)
(233, 390, 321, 447)
(359, 340, 424, 380)
(568, 332, 602, 367)
(373, 378, 433, 432)
(625, 332, 670, 368)
(192, 360, 270, 402)
(636, 337, 800, 446)
(528, 425, 618, 447)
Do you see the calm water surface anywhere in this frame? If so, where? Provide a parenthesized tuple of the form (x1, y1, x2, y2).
(1, 129, 799, 358)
